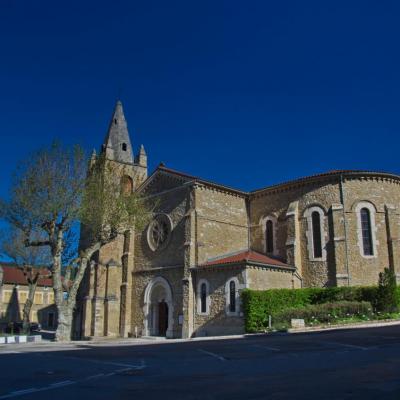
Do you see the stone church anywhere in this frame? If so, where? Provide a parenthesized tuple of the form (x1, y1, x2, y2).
(74, 101, 400, 339)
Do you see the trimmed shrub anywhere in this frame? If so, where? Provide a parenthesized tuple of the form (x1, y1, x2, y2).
(377, 268, 398, 313)
(241, 285, 392, 332)
(273, 301, 373, 327)
(241, 288, 314, 332)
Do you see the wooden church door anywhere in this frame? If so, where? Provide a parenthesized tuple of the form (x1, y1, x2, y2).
(158, 301, 168, 336)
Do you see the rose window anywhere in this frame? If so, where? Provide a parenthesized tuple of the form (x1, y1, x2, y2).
(147, 214, 172, 251)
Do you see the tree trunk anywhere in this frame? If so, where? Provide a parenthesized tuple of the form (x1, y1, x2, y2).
(54, 247, 97, 341)
(0, 266, 3, 308)
(55, 304, 74, 342)
(22, 282, 37, 334)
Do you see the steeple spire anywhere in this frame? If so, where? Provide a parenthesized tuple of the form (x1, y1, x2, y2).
(102, 100, 134, 164)
(136, 144, 147, 167)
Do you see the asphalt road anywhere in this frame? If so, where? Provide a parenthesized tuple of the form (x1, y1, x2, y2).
(2, 325, 400, 399)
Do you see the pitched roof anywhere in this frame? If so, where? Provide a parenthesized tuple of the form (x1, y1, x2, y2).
(200, 250, 294, 270)
(0, 264, 52, 287)
(140, 165, 400, 198)
(250, 169, 400, 195)
(139, 164, 247, 196)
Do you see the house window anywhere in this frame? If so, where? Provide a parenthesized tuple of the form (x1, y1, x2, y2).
(266, 220, 274, 253)
(229, 281, 236, 313)
(2, 290, 12, 303)
(311, 211, 322, 258)
(31, 310, 38, 322)
(18, 291, 28, 303)
(360, 208, 373, 256)
(34, 293, 43, 305)
(122, 143, 127, 151)
(48, 292, 54, 304)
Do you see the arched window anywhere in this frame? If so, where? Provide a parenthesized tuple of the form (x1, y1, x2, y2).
(355, 201, 377, 258)
(229, 280, 236, 313)
(122, 143, 127, 151)
(120, 175, 133, 195)
(225, 278, 240, 315)
(200, 283, 207, 313)
(360, 208, 373, 256)
(311, 211, 322, 258)
(197, 279, 210, 315)
(266, 219, 274, 253)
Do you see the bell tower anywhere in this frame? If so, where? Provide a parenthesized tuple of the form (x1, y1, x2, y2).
(79, 100, 148, 339)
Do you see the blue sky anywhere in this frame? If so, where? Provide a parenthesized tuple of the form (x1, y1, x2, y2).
(1, 0, 400, 195)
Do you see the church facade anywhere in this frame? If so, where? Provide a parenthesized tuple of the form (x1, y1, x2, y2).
(74, 101, 400, 339)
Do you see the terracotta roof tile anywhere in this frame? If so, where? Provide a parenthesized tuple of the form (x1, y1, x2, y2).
(200, 250, 294, 269)
(0, 264, 52, 287)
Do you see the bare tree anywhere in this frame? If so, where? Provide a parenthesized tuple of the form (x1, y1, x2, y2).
(0, 227, 52, 332)
(0, 264, 3, 302)
(1, 142, 152, 341)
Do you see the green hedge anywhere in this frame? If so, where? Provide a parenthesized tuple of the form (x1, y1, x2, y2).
(242, 286, 400, 333)
(273, 301, 373, 326)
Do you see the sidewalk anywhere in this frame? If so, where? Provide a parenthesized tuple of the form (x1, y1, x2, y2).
(1, 318, 400, 353)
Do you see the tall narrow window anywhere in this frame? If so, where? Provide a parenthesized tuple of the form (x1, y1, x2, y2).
(229, 281, 236, 313)
(122, 143, 127, 151)
(311, 211, 322, 258)
(266, 220, 274, 253)
(200, 283, 207, 313)
(360, 208, 373, 256)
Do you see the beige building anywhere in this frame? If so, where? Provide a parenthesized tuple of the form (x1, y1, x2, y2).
(0, 264, 57, 330)
(75, 101, 400, 339)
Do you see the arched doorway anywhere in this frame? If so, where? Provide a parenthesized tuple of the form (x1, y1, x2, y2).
(143, 277, 174, 338)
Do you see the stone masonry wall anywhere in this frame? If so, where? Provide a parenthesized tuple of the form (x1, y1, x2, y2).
(246, 267, 295, 290)
(130, 267, 184, 338)
(131, 175, 190, 337)
(193, 267, 246, 336)
(195, 186, 248, 265)
(250, 179, 341, 287)
(343, 177, 400, 286)
(250, 174, 400, 288)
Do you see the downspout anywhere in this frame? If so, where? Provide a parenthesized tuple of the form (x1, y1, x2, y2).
(293, 270, 303, 288)
(339, 174, 351, 286)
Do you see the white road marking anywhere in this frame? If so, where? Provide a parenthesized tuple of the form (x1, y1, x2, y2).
(252, 344, 280, 352)
(115, 368, 132, 373)
(83, 373, 104, 380)
(46, 353, 145, 369)
(49, 380, 74, 387)
(0, 359, 147, 399)
(321, 341, 370, 351)
(10, 389, 37, 395)
(198, 349, 226, 361)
